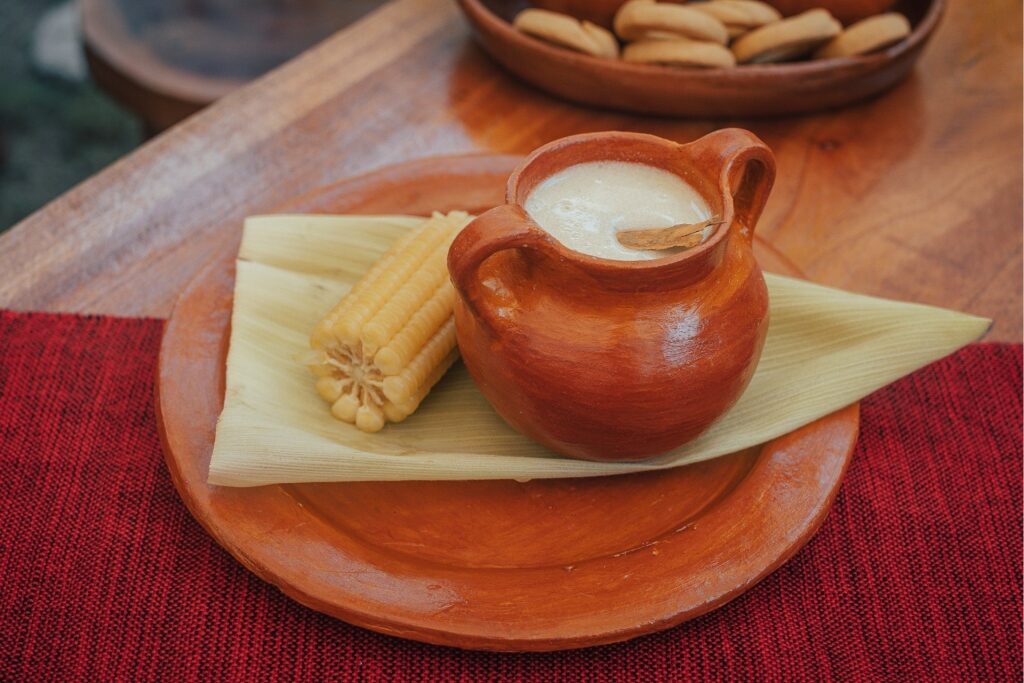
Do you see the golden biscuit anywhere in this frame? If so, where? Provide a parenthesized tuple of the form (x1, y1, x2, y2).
(731, 8, 841, 63)
(614, 1, 730, 44)
(582, 20, 621, 58)
(690, 1, 781, 42)
(623, 38, 737, 68)
(717, 0, 782, 25)
(514, 9, 615, 58)
(689, 1, 754, 26)
(689, 0, 781, 29)
(814, 12, 911, 59)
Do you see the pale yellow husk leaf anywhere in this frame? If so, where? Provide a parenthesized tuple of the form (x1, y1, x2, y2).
(208, 214, 990, 486)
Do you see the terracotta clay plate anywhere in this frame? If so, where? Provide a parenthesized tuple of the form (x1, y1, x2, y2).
(157, 154, 859, 651)
(456, 0, 943, 117)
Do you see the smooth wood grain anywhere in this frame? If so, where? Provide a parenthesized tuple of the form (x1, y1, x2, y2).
(0, 0, 1019, 341)
(157, 157, 859, 650)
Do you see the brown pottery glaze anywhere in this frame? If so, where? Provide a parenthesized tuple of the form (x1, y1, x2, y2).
(157, 154, 860, 651)
(456, 0, 943, 118)
(448, 129, 776, 462)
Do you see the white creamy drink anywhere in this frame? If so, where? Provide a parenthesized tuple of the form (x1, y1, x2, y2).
(524, 161, 711, 261)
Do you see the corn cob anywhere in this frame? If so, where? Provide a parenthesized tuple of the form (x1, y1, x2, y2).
(307, 211, 471, 432)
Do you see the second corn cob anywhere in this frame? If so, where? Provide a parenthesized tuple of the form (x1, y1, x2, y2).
(308, 211, 471, 432)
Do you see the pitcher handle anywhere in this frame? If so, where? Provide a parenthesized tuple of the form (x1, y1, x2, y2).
(690, 128, 776, 242)
(448, 204, 552, 334)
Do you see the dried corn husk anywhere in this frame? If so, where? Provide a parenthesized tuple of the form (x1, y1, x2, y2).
(208, 214, 989, 486)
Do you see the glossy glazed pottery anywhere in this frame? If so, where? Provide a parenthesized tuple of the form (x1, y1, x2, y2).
(448, 129, 775, 462)
(157, 153, 859, 651)
(456, 0, 943, 117)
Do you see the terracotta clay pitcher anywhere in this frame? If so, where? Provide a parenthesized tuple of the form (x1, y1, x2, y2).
(448, 129, 776, 462)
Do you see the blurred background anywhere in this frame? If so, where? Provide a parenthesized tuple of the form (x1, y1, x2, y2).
(0, 0, 384, 233)
(1, 0, 140, 232)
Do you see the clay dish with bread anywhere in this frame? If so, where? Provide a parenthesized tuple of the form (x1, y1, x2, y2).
(456, 0, 943, 117)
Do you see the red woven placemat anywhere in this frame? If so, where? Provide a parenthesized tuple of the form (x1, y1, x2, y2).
(0, 310, 1020, 681)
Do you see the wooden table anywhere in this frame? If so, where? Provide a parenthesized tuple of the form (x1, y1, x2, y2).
(2, 0, 1020, 341)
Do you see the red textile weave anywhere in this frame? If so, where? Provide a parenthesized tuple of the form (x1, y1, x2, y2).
(0, 310, 1020, 681)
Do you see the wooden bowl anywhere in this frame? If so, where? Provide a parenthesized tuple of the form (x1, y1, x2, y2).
(157, 153, 860, 651)
(456, 0, 943, 117)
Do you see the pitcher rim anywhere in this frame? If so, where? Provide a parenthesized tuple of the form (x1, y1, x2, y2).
(505, 130, 736, 276)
